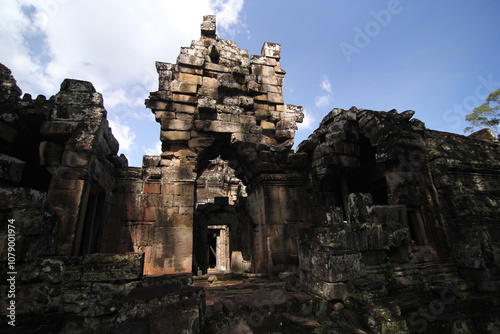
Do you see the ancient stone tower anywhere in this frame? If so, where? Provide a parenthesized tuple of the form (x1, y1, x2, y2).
(102, 15, 308, 276)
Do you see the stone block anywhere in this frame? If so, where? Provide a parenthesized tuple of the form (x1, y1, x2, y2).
(252, 64, 275, 77)
(208, 121, 243, 133)
(314, 281, 347, 300)
(204, 63, 231, 73)
(267, 93, 284, 104)
(161, 130, 191, 141)
(201, 14, 216, 35)
(172, 93, 197, 104)
(217, 113, 232, 122)
(144, 206, 158, 221)
(161, 119, 192, 131)
(250, 55, 271, 65)
(60, 78, 96, 93)
(236, 115, 257, 125)
(198, 86, 219, 98)
(275, 130, 294, 141)
(247, 79, 261, 92)
(198, 99, 217, 112)
(173, 213, 193, 227)
(260, 75, 279, 85)
(177, 54, 205, 67)
(178, 72, 202, 85)
(143, 182, 161, 194)
(80, 253, 144, 282)
(142, 155, 161, 168)
(159, 79, 171, 91)
(218, 73, 241, 91)
(262, 83, 282, 94)
(255, 109, 271, 120)
(277, 119, 298, 130)
(311, 252, 363, 282)
(261, 42, 282, 59)
(177, 66, 203, 76)
(254, 94, 268, 102)
(274, 65, 286, 75)
(253, 101, 269, 112)
(194, 120, 209, 131)
(188, 136, 215, 148)
(260, 120, 275, 130)
(61, 150, 89, 167)
(223, 96, 239, 106)
(155, 61, 174, 72)
(40, 120, 78, 138)
(0, 153, 25, 183)
(55, 92, 104, 109)
(238, 96, 254, 108)
(216, 104, 243, 114)
(170, 80, 198, 94)
(231, 251, 245, 274)
(202, 76, 219, 88)
(152, 101, 169, 110)
(172, 103, 196, 114)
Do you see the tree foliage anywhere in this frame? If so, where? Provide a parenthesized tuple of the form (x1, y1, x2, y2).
(465, 89, 500, 135)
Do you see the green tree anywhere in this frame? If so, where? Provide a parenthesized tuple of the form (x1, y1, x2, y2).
(464, 88, 500, 135)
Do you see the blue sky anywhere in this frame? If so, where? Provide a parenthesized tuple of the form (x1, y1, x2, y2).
(1, 0, 499, 166)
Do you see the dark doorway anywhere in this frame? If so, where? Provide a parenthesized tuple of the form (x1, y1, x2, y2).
(347, 136, 388, 205)
(208, 230, 218, 268)
(407, 209, 430, 246)
(80, 185, 106, 255)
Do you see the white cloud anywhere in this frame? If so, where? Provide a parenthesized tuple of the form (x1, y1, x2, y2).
(298, 108, 316, 131)
(145, 141, 162, 156)
(109, 118, 136, 152)
(314, 75, 332, 108)
(321, 75, 332, 94)
(210, 0, 246, 37)
(0, 0, 247, 99)
(315, 95, 331, 108)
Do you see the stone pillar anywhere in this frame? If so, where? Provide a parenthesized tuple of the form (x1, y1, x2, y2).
(156, 157, 197, 274)
(247, 174, 308, 276)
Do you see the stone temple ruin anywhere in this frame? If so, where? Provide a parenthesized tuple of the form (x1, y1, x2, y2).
(1, 15, 500, 333)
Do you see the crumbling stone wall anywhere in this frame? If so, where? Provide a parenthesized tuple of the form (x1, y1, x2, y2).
(0, 63, 127, 262)
(0, 64, 206, 334)
(296, 107, 500, 332)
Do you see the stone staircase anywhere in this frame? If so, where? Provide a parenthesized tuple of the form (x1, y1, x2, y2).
(201, 279, 329, 334)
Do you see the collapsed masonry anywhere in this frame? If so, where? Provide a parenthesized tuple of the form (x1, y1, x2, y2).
(1, 15, 500, 334)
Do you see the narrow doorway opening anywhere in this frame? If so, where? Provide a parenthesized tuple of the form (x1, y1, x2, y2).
(207, 225, 230, 272)
(407, 209, 430, 246)
(208, 230, 217, 269)
(80, 184, 106, 255)
(347, 136, 388, 205)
